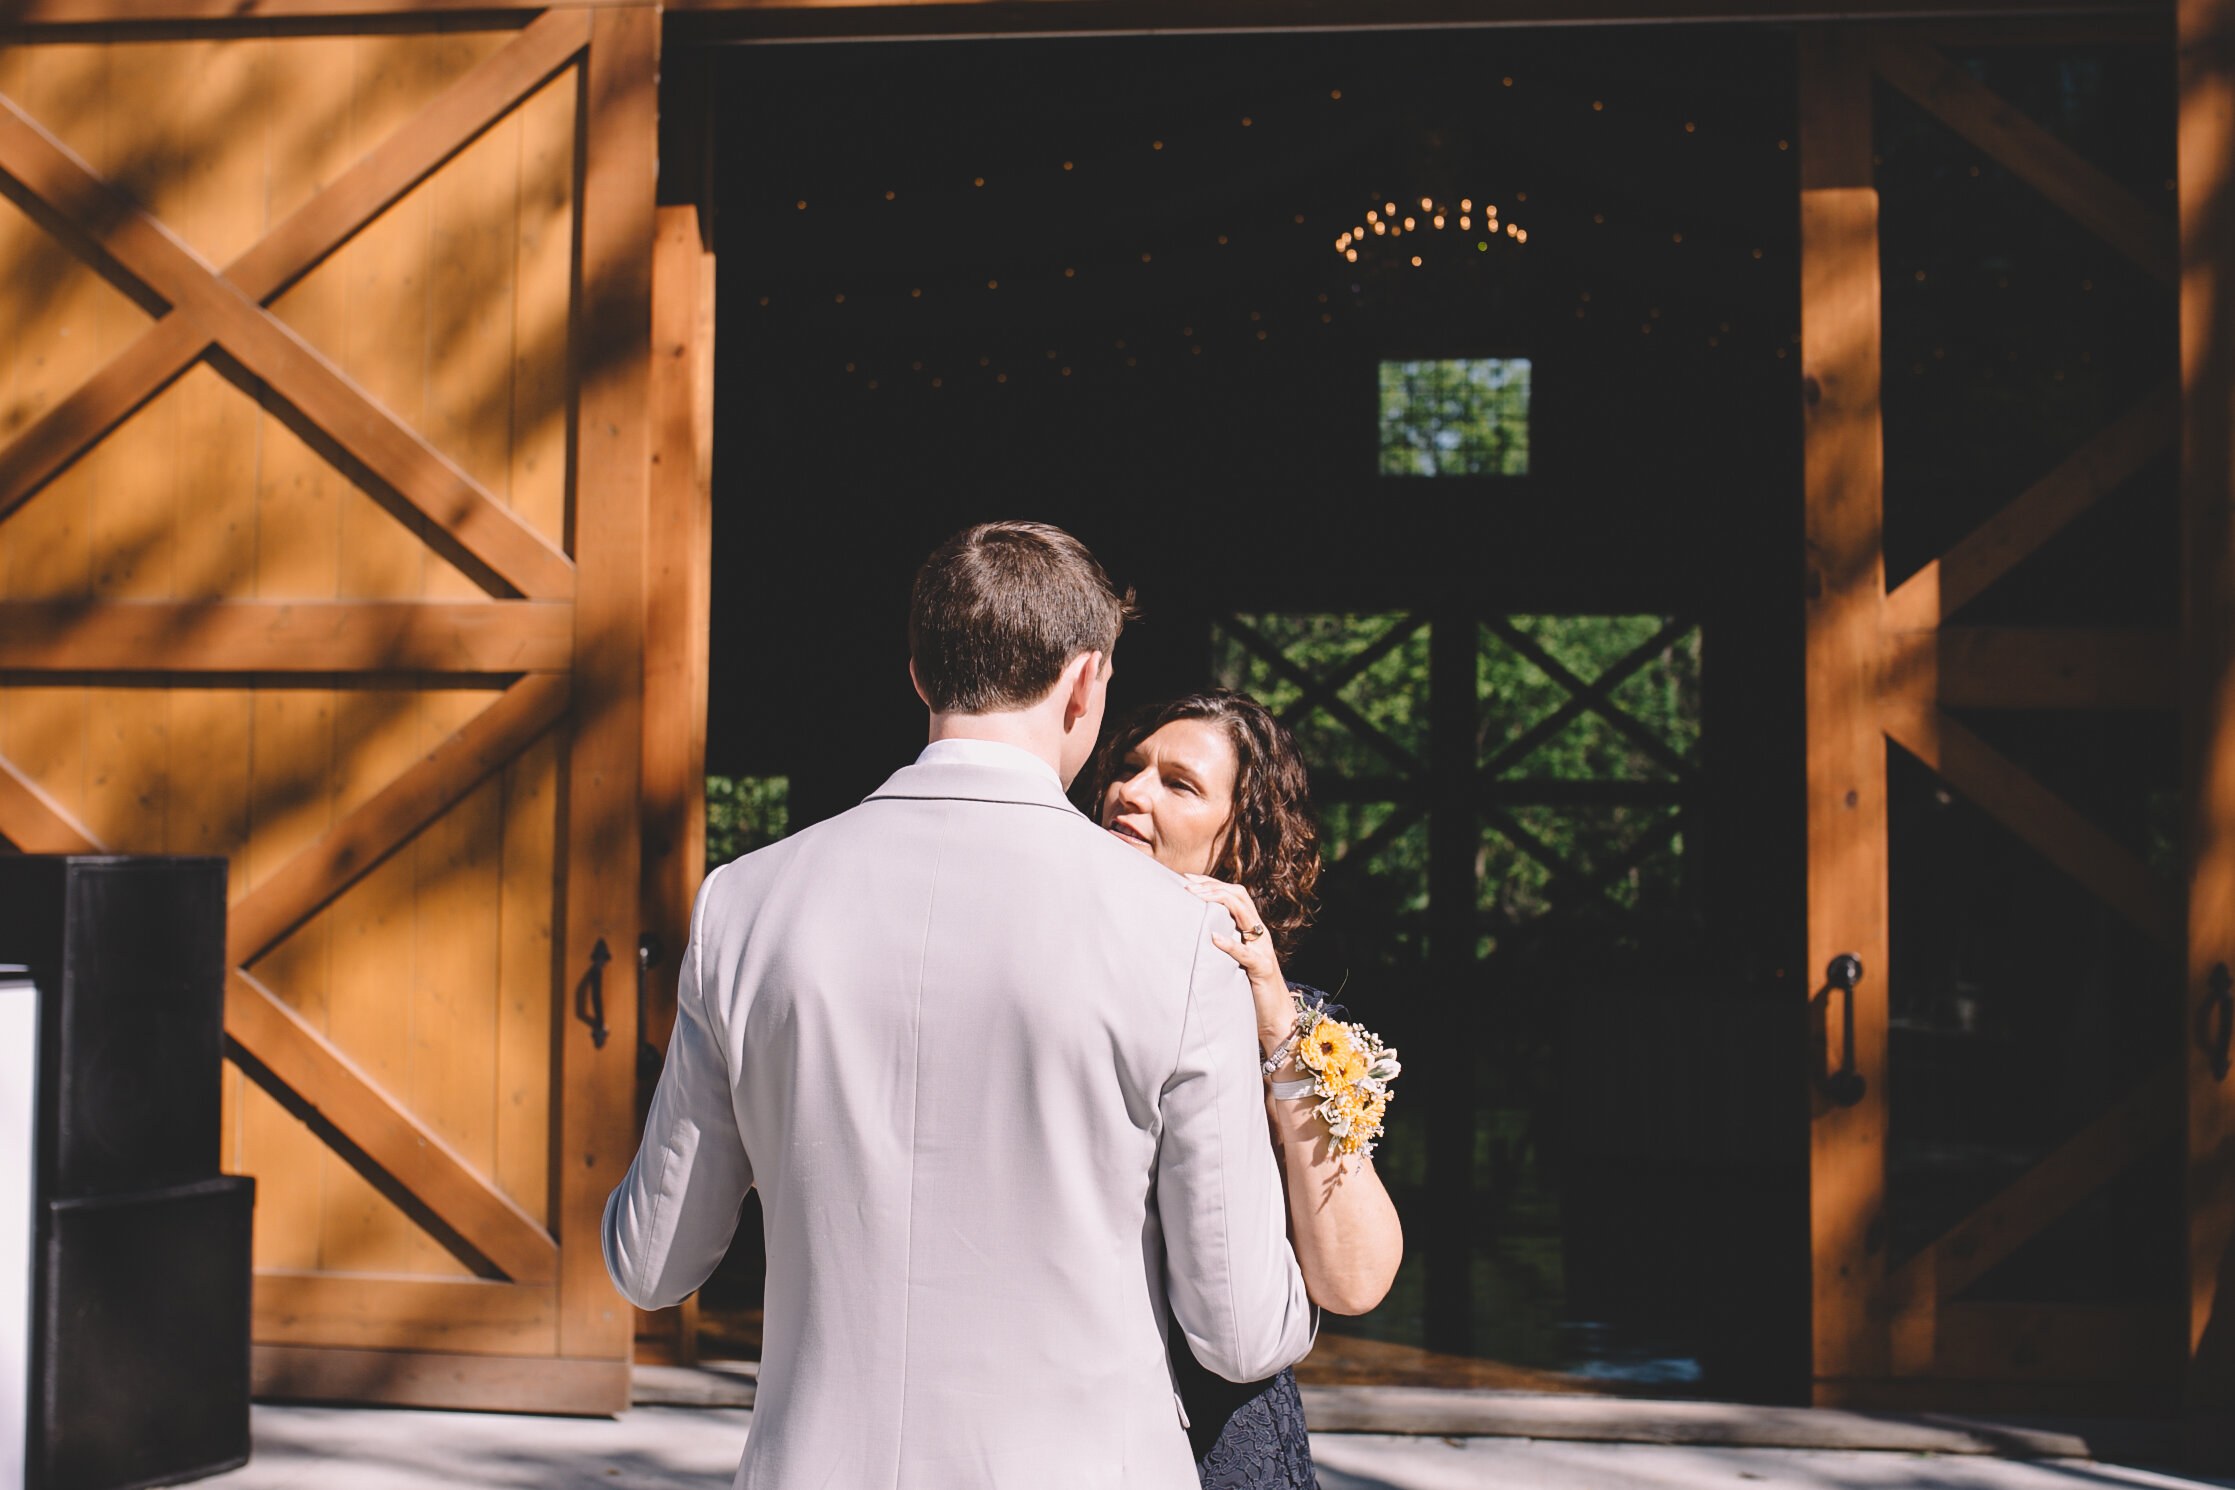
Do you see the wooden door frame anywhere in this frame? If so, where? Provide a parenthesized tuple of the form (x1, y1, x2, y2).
(0, 6, 660, 1413)
(2181, 0, 2235, 1457)
(1800, 22, 2188, 1411)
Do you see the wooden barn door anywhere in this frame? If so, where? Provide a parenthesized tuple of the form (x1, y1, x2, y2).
(1801, 26, 2185, 1412)
(0, 8, 658, 1413)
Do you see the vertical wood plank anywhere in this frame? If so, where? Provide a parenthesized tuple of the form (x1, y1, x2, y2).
(239, 39, 351, 1272)
(640, 205, 713, 1071)
(261, 36, 357, 607)
(410, 697, 504, 1190)
(497, 733, 559, 1224)
(1799, 26, 1892, 1391)
(322, 685, 434, 1275)
(510, 71, 577, 552)
(2183, 0, 2235, 1451)
(560, 3, 656, 1376)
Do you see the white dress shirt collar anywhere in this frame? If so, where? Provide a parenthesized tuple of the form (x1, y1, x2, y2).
(915, 737, 1063, 790)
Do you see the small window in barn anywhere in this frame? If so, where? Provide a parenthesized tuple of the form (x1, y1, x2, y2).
(1378, 358, 1531, 477)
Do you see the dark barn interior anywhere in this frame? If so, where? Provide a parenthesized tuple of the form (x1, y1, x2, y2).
(684, 23, 2178, 1405)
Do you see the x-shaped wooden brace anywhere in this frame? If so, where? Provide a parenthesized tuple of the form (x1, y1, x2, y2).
(1865, 35, 2184, 953)
(0, 8, 587, 602)
(0, 13, 599, 1286)
(1860, 39, 2183, 1368)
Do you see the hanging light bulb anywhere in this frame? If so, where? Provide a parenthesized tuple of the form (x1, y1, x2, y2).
(1460, 215, 1471, 230)
(1403, 217, 1415, 230)
(1346, 248, 1358, 261)
(1433, 214, 1445, 229)
(1420, 196, 1432, 210)
(1461, 198, 1472, 212)
(1367, 208, 1379, 223)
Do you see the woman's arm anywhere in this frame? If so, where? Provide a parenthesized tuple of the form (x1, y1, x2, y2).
(1186, 877, 1406, 1317)
(1252, 972, 1404, 1316)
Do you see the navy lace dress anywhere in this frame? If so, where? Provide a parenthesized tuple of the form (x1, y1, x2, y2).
(1170, 1319, 1318, 1488)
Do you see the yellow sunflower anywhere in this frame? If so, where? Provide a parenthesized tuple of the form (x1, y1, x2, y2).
(1300, 1017, 1368, 1089)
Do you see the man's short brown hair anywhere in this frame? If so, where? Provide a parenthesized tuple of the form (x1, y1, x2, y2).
(909, 521, 1137, 714)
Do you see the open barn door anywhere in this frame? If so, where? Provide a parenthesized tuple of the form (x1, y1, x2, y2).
(1801, 26, 2185, 1412)
(0, 9, 658, 1412)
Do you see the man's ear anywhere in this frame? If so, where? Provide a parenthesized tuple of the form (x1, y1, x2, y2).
(1063, 651, 1105, 727)
(909, 658, 932, 709)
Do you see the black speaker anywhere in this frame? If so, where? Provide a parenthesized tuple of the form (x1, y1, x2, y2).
(0, 858, 226, 1199)
(0, 856, 250, 1489)
(35, 1178, 252, 1490)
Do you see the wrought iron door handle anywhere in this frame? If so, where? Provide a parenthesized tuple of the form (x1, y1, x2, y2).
(2201, 963, 2234, 1082)
(637, 932, 665, 1085)
(1818, 953, 1867, 1108)
(575, 937, 611, 1050)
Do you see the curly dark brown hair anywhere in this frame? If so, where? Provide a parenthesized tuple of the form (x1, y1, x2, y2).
(1090, 689, 1321, 961)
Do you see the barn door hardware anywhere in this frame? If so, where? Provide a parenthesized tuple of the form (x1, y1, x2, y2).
(575, 937, 612, 1050)
(2200, 963, 2234, 1082)
(637, 933, 666, 1086)
(1817, 954, 1867, 1107)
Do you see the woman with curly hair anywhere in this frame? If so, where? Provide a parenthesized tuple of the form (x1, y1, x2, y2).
(1093, 689, 1404, 1490)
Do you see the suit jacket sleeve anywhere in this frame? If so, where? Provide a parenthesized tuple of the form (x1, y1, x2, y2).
(1155, 904, 1316, 1383)
(602, 868, 755, 1310)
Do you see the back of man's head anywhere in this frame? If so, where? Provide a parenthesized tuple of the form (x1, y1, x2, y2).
(910, 521, 1136, 714)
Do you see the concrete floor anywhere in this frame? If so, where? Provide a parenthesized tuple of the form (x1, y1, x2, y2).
(202, 1404, 2235, 1490)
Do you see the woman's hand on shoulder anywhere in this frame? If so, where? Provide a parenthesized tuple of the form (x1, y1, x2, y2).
(1183, 875, 1294, 1058)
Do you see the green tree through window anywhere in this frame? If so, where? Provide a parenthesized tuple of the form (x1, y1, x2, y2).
(1379, 359, 1531, 476)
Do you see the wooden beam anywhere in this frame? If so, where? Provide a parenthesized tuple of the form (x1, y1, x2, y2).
(226, 970, 558, 1286)
(254, 1273, 557, 1358)
(1881, 626, 2177, 710)
(1892, 1060, 2179, 1310)
(664, 0, 2169, 43)
(0, 93, 575, 601)
(1871, 37, 2180, 288)
(1883, 382, 2181, 633)
(560, 1, 658, 1365)
(0, 601, 573, 673)
(0, 0, 2166, 27)
(0, 11, 588, 528)
(1882, 697, 2181, 950)
(0, 314, 203, 528)
(226, 674, 569, 968)
(251, 1345, 626, 1417)
(640, 205, 715, 1069)
(2180, 0, 2235, 1443)
(0, 751, 104, 854)
(1800, 24, 1893, 1390)
(1933, 1302, 2173, 1383)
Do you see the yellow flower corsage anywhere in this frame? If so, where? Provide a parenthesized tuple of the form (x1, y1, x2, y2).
(1284, 988, 1399, 1163)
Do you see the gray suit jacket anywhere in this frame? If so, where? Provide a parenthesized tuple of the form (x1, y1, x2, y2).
(603, 759, 1315, 1489)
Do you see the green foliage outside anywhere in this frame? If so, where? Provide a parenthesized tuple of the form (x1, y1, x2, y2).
(1211, 612, 1699, 941)
(705, 775, 791, 869)
(1378, 358, 1531, 477)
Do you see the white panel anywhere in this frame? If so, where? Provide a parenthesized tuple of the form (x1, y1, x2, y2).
(0, 973, 35, 1490)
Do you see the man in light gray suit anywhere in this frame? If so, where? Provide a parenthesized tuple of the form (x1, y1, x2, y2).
(604, 521, 1314, 1488)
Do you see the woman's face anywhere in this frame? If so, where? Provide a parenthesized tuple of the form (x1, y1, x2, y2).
(1100, 718, 1239, 877)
